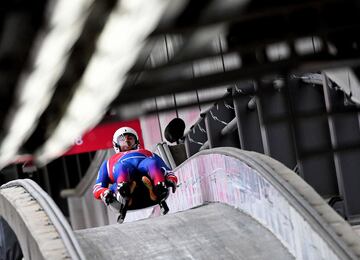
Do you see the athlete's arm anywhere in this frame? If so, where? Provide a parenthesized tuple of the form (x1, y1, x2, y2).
(93, 160, 111, 199)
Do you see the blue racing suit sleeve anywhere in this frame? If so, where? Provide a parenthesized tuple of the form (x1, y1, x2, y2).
(93, 160, 112, 199)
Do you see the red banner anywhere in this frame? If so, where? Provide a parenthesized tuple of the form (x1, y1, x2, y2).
(64, 119, 143, 155)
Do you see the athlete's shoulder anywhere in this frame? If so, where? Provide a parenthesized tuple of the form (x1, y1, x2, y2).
(122, 148, 152, 155)
(134, 148, 153, 156)
(108, 152, 126, 162)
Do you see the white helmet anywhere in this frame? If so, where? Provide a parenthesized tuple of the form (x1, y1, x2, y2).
(113, 127, 139, 153)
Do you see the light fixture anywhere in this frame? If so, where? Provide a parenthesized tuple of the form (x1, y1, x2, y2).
(0, 0, 94, 169)
(35, 0, 172, 165)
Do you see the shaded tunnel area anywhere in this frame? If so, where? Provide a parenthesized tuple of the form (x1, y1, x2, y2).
(0, 217, 22, 260)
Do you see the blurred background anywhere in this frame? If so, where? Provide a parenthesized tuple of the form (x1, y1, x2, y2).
(1, 0, 360, 226)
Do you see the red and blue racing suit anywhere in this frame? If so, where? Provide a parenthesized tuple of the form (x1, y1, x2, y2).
(93, 149, 169, 200)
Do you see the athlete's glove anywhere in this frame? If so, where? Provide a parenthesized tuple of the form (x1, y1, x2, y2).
(100, 189, 114, 206)
(165, 173, 178, 193)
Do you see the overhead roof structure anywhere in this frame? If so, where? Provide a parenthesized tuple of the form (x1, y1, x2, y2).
(1, 0, 360, 167)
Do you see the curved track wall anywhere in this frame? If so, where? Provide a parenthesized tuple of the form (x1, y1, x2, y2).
(0, 179, 85, 260)
(2, 148, 360, 259)
(125, 148, 360, 259)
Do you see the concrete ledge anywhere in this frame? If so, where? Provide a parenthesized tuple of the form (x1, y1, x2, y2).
(0, 179, 85, 260)
(152, 147, 360, 259)
(7, 147, 359, 259)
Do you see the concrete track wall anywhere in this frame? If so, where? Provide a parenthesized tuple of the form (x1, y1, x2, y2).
(0, 180, 85, 260)
(2, 148, 360, 259)
(124, 148, 360, 259)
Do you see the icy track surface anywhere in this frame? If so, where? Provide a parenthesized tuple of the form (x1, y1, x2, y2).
(75, 203, 293, 260)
